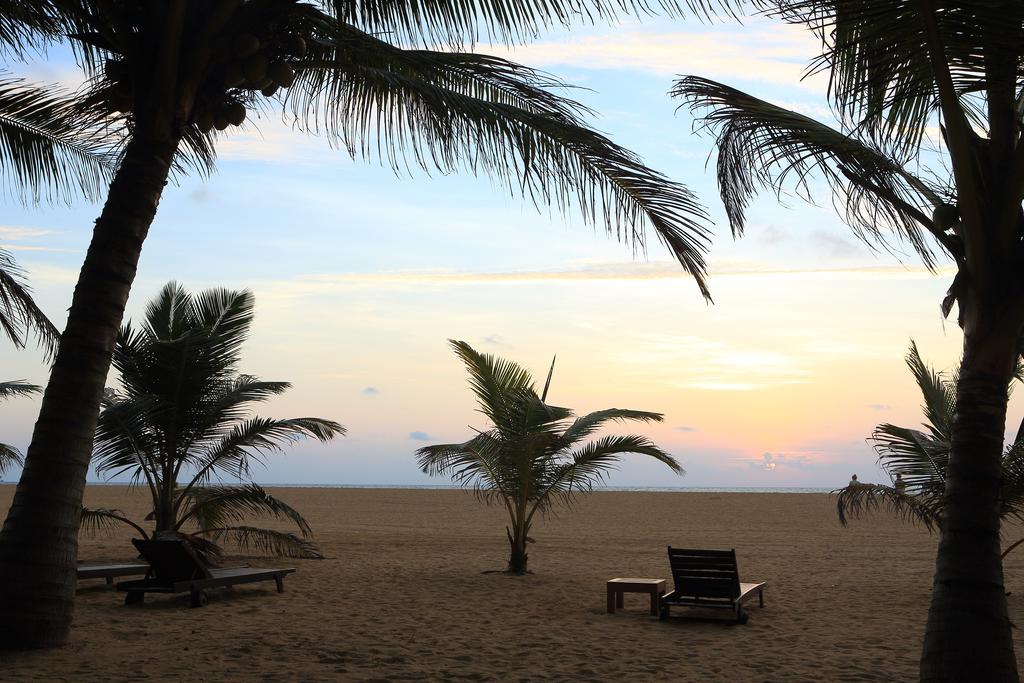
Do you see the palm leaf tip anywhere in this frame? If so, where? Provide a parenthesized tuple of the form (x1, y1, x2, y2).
(833, 484, 940, 531)
(199, 526, 323, 559)
(670, 76, 943, 269)
(185, 485, 315, 538)
(0, 248, 61, 357)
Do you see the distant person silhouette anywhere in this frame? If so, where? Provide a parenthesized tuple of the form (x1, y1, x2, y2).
(849, 474, 861, 488)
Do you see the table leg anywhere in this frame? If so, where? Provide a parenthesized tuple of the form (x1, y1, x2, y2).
(616, 591, 624, 609)
(607, 586, 616, 613)
(649, 589, 659, 616)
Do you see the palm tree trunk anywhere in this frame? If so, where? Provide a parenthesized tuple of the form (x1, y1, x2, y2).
(0, 131, 180, 649)
(506, 523, 529, 574)
(921, 322, 1021, 682)
(507, 533, 528, 574)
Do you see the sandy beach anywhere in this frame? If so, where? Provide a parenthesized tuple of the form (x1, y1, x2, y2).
(2, 484, 1023, 681)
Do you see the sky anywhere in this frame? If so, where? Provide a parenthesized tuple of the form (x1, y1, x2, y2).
(0, 14, 999, 488)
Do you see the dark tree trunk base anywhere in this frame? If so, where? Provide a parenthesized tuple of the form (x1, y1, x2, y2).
(0, 132, 180, 650)
(921, 319, 1022, 682)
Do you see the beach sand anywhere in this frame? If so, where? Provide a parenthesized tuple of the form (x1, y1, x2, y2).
(3, 484, 1023, 681)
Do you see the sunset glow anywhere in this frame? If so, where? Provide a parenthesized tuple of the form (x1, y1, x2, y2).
(0, 19, 991, 488)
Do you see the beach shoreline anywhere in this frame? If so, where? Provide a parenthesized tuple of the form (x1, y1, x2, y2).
(4, 485, 1023, 681)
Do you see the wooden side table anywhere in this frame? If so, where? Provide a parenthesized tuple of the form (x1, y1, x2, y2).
(606, 578, 666, 616)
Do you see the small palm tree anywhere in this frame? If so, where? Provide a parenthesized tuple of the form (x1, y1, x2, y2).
(0, 380, 40, 476)
(86, 282, 344, 559)
(417, 340, 682, 573)
(836, 342, 1024, 559)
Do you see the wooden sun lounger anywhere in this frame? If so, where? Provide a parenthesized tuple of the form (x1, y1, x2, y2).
(77, 563, 150, 585)
(659, 547, 766, 624)
(116, 538, 295, 608)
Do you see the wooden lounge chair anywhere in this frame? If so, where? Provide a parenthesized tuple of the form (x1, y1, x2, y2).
(116, 538, 295, 607)
(659, 547, 766, 624)
(77, 562, 149, 585)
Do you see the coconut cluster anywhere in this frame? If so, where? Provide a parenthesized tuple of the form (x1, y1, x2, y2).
(101, 3, 308, 133)
(193, 28, 307, 133)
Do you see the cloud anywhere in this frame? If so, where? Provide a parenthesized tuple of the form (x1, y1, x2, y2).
(732, 451, 813, 472)
(686, 382, 758, 391)
(754, 224, 869, 259)
(613, 333, 810, 392)
(866, 403, 892, 411)
(2, 245, 77, 253)
(280, 261, 954, 289)
(675, 426, 697, 432)
(481, 334, 506, 346)
(485, 20, 825, 93)
(0, 225, 73, 253)
(0, 226, 55, 241)
(361, 387, 379, 396)
(408, 431, 432, 441)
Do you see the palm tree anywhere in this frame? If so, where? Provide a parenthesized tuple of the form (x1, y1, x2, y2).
(417, 340, 682, 573)
(0, 1, 717, 648)
(83, 282, 343, 560)
(0, 380, 40, 476)
(836, 342, 1024, 561)
(672, 3, 1024, 678)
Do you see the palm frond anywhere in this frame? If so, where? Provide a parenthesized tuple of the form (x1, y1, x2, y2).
(0, 379, 40, 400)
(0, 441, 23, 475)
(179, 484, 314, 538)
(79, 506, 149, 539)
(904, 340, 956, 441)
(92, 391, 164, 480)
(561, 433, 681, 483)
(871, 422, 949, 494)
(0, 248, 60, 357)
(770, 0, 1011, 158)
(559, 408, 664, 446)
(532, 433, 681, 516)
(0, 378, 39, 474)
(180, 532, 225, 566)
(1000, 439, 1024, 523)
(184, 375, 296, 449)
(196, 525, 323, 559)
(323, 0, 744, 47)
(834, 483, 941, 531)
(416, 431, 513, 499)
(291, 26, 711, 296)
(0, 1, 69, 58)
(187, 416, 344, 486)
(0, 73, 115, 206)
(672, 76, 948, 267)
(448, 339, 537, 435)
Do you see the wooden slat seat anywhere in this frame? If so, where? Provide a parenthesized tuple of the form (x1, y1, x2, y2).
(77, 563, 150, 585)
(660, 547, 766, 624)
(116, 538, 295, 608)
